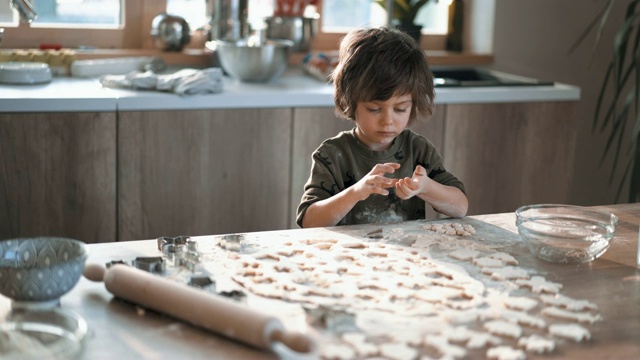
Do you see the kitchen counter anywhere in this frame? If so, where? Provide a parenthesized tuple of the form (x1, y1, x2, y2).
(0, 68, 580, 113)
(1, 204, 637, 359)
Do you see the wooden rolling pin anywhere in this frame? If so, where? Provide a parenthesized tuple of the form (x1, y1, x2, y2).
(83, 263, 317, 357)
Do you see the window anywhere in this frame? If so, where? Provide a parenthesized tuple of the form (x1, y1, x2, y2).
(0, 0, 122, 28)
(166, 0, 207, 31)
(0, 1, 163, 49)
(0, 0, 449, 51)
(313, 1, 449, 50)
(321, 0, 448, 34)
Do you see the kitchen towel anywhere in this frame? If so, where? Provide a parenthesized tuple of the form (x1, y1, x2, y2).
(100, 67, 223, 95)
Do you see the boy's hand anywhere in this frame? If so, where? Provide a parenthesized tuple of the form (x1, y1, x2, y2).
(351, 162, 401, 201)
(395, 165, 427, 200)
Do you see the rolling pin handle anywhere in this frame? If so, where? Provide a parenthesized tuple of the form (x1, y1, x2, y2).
(270, 329, 316, 354)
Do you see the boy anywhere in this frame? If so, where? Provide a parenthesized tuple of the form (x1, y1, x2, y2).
(297, 27, 468, 228)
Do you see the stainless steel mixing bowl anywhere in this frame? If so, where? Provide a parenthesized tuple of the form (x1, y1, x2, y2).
(208, 39, 293, 82)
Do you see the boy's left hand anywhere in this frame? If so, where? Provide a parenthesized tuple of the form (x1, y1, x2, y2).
(395, 165, 427, 200)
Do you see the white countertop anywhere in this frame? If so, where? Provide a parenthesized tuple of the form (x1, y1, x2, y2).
(0, 68, 581, 113)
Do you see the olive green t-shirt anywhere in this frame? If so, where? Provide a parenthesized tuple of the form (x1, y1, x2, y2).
(296, 128, 465, 227)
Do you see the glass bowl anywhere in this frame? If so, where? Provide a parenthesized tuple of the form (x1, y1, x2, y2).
(0, 306, 88, 359)
(515, 204, 618, 264)
(0, 237, 88, 304)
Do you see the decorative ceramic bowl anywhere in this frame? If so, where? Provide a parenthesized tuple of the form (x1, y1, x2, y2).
(515, 204, 618, 264)
(0, 237, 88, 303)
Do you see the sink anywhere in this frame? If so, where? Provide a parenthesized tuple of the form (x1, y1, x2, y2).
(432, 68, 554, 88)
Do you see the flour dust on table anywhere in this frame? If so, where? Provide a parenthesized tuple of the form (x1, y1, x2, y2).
(121, 219, 602, 360)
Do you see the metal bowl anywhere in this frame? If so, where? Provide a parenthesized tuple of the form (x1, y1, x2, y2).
(208, 39, 293, 82)
(0, 237, 88, 303)
(265, 15, 319, 52)
(515, 204, 618, 264)
(150, 13, 191, 52)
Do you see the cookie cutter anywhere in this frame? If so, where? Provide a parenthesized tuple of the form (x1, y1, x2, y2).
(219, 234, 244, 252)
(189, 275, 214, 288)
(366, 228, 384, 239)
(132, 256, 166, 274)
(156, 235, 201, 269)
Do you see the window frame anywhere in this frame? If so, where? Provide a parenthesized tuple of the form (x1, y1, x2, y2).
(0, 0, 164, 50)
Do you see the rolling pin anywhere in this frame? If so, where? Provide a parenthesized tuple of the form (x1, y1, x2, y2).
(83, 263, 317, 358)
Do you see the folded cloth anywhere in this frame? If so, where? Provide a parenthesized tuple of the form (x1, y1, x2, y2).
(100, 67, 224, 95)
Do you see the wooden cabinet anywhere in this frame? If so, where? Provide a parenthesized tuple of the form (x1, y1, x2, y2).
(442, 101, 577, 215)
(0, 112, 116, 243)
(117, 109, 292, 241)
(289, 102, 577, 224)
(0, 100, 577, 242)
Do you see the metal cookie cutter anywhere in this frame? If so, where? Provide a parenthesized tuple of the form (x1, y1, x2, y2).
(157, 235, 192, 253)
(156, 235, 200, 269)
(132, 256, 166, 274)
(219, 234, 245, 252)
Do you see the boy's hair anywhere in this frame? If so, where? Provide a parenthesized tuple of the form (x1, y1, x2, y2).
(331, 27, 435, 125)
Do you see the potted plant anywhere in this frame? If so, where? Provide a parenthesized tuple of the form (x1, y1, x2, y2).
(570, 0, 640, 203)
(373, 0, 434, 42)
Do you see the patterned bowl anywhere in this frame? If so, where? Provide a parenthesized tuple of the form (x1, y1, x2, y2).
(0, 237, 88, 302)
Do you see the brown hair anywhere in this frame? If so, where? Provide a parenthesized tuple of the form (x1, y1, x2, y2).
(331, 27, 435, 125)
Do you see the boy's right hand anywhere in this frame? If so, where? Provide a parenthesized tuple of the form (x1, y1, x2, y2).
(350, 162, 401, 201)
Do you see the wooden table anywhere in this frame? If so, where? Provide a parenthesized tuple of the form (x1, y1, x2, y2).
(1, 203, 638, 359)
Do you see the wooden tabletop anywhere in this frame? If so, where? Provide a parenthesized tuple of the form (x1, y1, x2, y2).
(1, 203, 638, 359)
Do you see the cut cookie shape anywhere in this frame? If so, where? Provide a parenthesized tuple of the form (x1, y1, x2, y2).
(516, 276, 563, 294)
(503, 296, 539, 312)
(487, 252, 519, 265)
(448, 248, 481, 261)
(379, 342, 419, 360)
(482, 266, 529, 281)
(541, 306, 603, 324)
(487, 345, 526, 360)
(483, 320, 523, 338)
(473, 257, 503, 268)
(517, 334, 555, 354)
(539, 294, 598, 311)
(424, 334, 467, 359)
(548, 323, 591, 342)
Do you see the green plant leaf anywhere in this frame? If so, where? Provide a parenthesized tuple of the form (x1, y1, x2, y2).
(630, 140, 640, 202)
(580, 1, 640, 202)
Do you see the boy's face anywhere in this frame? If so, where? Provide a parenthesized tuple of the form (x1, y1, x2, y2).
(354, 93, 412, 151)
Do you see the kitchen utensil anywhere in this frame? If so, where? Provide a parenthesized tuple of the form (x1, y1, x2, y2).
(0, 306, 88, 359)
(515, 204, 618, 264)
(70, 57, 157, 77)
(207, 38, 293, 82)
(150, 13, 191, 51)
(0, 62, 52, 85)
(83, 263, 317, 357)
(265, 14, 319, 52)
(210, 0, 249, 41)
(0, 237, 88, 306)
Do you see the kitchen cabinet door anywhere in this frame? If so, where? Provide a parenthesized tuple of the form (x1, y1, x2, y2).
(0, 112, 117, 243)
(118, 109, 292, 241)
(443, 101, 577, 215)
(290, 108, 354, 228)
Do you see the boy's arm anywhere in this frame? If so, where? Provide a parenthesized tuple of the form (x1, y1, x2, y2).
(395, 165, 468, 218)
(301, 162, 401, 228)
